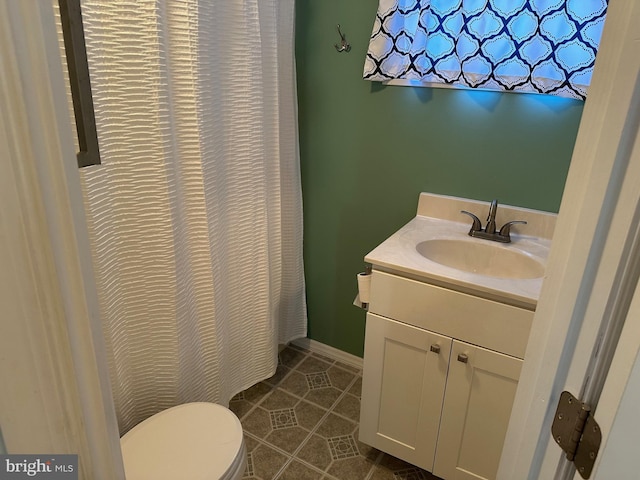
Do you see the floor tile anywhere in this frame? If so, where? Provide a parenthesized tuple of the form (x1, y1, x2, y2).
(294, 399, 327, 431)
(316, 413, 357, 438)
(371, 454, 441, 480)
(229, 397, 254, 420)
(296, 356, 334, 374)
(327, 366, 356, 391)
(265, 425, 311, 454)
(296, 434, 333, 470)
(327, 455, 376, 480)
(304, 386, 342, 410)
(244, 453, 255, 478)
(277, 460, 323, 480)
(279, 370, 309, 397)
(261, 388, 299, 410)
(243, 435, 262, 479)
(377, 453, 423, 471)
(244, 434, 261, 452)
(348, 376, 362, 398)
(271, 407, 298, 429)
(369, 465, 440, 480)
(242, 407, 272, 439)
(279, 347, 307, 369)
(354, 429, 380, 462)
(333, 393, 360, 422)
(327, 435, 359, 460)
(286, 342, 309, 354)
(244, 381, 274, 404)
(264, 364, 291, 387)
(248, 444, 289, 480)
(307, 371, 332, 389)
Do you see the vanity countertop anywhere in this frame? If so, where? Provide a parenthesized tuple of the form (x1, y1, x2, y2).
(365, 193, 557, 310)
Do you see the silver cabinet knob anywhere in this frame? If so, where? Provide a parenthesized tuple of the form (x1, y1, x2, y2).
(457, 353, 469, 363)
(430, 344, 441, 354)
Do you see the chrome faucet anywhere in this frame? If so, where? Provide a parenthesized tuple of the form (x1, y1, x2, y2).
(460, 199, 527, 243)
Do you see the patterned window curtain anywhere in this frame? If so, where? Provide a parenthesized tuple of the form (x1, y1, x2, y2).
(363, 0, 608, 100)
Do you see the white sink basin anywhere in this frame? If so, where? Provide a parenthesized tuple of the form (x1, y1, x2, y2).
(416, 239, 545, 279)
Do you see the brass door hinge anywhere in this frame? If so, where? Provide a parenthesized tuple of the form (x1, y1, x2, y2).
(551, 391, 602, 479)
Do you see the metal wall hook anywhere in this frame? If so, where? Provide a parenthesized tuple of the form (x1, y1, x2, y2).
(334, 24, 351, 53)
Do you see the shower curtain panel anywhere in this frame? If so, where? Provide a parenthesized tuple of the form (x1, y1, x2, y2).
(76, 0, 306, 433)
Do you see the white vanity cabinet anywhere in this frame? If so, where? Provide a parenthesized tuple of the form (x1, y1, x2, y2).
(359, 270, 533, 480)
(433, 339, 522, 480)
(359, 313, 451, 470)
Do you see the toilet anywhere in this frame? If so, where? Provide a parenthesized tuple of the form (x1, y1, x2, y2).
(120, 402, 247, 480)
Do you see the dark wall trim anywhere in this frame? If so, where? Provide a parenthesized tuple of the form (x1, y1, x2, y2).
(58, 0, 101, 168)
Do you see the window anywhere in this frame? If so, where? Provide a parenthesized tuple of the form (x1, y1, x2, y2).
(363, 0, 608, 99)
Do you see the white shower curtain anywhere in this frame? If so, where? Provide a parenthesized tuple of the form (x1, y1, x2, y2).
(76, 0, 306, 433)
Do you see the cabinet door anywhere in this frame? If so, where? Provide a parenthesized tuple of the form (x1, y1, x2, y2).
(359, 313, 451, 471)
(433, 340, 523, 480)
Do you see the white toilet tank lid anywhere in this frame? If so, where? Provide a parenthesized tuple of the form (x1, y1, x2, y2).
(120, 402, 244, 480)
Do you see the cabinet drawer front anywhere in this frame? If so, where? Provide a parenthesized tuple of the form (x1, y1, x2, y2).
(359, 313, 451, 471)
(369, 270, 533, 358)
(433, 340, 523, 480)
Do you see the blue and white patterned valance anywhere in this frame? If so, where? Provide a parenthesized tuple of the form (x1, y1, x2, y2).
(363, 0, 608, 100)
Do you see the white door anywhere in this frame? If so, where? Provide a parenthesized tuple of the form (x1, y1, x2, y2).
(591, 283, 640, 479)
(498, 1, 640, 479)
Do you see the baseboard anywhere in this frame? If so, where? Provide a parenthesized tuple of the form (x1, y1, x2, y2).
(291, 338, 363, 370)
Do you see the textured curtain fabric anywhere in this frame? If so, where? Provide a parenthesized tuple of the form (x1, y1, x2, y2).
(76, 0, 306, 433)
(364, 0, 608, 99)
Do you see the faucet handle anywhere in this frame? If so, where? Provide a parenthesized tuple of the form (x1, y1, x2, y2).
(499, 220, 527, 240)
(460, 210, 482, 232)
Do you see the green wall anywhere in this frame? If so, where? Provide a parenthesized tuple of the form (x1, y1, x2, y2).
(295, 0, 584, 357)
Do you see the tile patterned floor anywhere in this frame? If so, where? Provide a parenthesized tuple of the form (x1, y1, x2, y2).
(229, 344, 442, 480)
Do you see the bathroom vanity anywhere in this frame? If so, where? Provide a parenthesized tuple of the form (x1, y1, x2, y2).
(359, 193, 556, 480)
